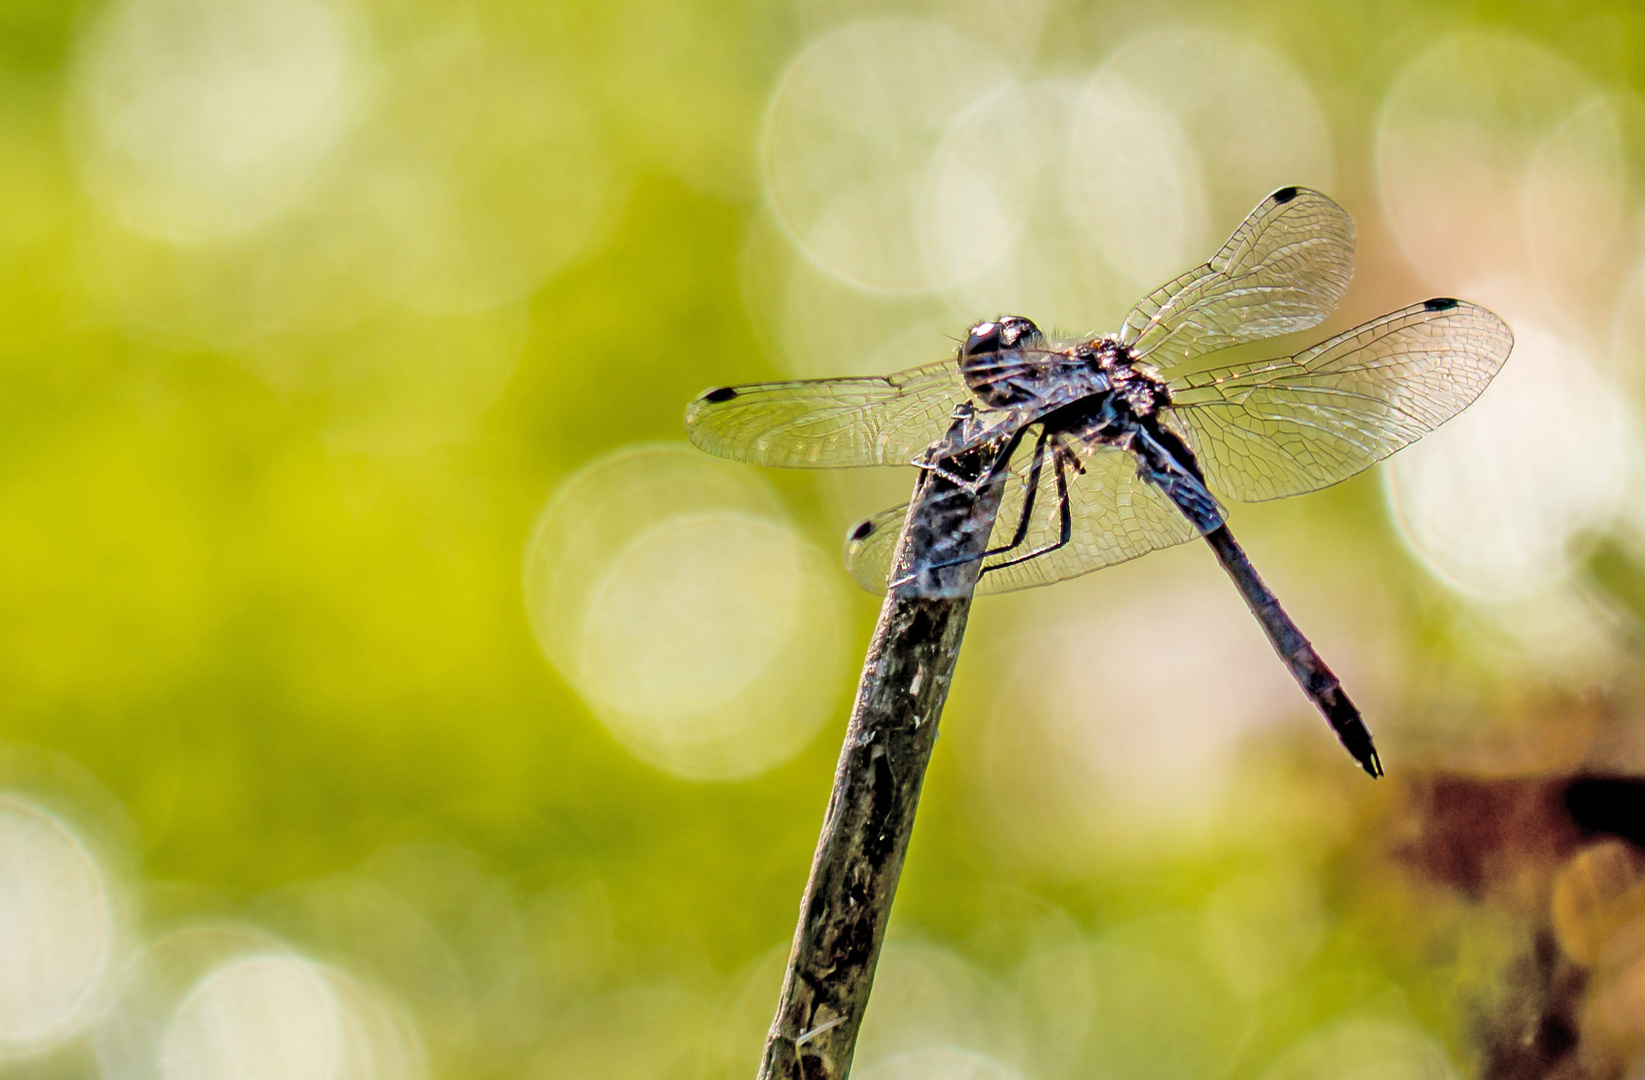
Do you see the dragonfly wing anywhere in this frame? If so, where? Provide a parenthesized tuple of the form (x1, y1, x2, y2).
(843, 438, 1199, 595)
(684, 360, 970, 468)
(1121, 187, 1355, 369)
(842, 503, 910, 595)
(1168, 299, 1514, 502)
(976, 441, 1200, 594)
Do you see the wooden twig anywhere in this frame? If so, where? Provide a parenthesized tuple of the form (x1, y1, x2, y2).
(757, 409, 1011, 1080)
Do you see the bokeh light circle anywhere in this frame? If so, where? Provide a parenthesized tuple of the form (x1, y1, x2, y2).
(1386, 322, 1629, 599)
(579, 514, 804, 718)
(1606, 258, 1645, 393)
(1083, 921, 1248, 1080)
(1201, 867, 1325, 999)
(854, 945, 1017, 1067)
(919, 81, 1045, 292)
(525, 444, 850, 781)
(159, 954, 344, 1080)
(1096, 28, 1333, 214)
(0, 796, 116, 1056)
(1377, 31, 1602, 291)
(1066, 75, 1208, 290)
(1069, 26, 1332, 289)
(740, 201, 958, 384)
(98, 926, 422, 1080)
(934, 76, 1133, 334)
(326, 970, 423, 1080)
(1257, 1018, 1457, 1080)
(1522, 96, 1630, 329)
(979, 575, 1301, 863)
(68, 0, 357, 243)
(762, 17, 1013, 292)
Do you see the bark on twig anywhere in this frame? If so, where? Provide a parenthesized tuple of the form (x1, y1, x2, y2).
(757, 412, 1010, 1080)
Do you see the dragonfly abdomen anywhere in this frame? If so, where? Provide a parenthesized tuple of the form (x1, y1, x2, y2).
(1200, 524, 1384, 778)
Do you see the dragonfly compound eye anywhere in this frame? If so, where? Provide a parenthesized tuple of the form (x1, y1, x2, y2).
(962, 316, 1041, 358)
(961, 321, 1002, 358)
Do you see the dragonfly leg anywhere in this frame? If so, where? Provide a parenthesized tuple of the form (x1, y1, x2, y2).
(911, 423, 1021, 493)
(977, 427, 1051, 559)
(886, 427, 1026, 589)
(912, 458, 975, 487)
(979, 443, 1074, 574)
(912, 428, 1051, 578)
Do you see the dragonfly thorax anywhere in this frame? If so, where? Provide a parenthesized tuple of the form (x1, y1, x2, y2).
(1091, 337, 1171, 418)
(1024, 337, 1174, 456)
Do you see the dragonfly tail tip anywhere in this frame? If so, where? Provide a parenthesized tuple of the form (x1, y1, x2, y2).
(1318, 687, 1383, 778)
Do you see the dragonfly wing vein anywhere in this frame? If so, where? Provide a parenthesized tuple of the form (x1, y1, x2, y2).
(1168, 299, 1514, 502)
(844, 437, 1199, 595)
(684, 360, 970, 468)
(1122, 187, 1355, 370)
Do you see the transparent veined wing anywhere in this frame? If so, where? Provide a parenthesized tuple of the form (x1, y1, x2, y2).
(844, 436, 1202, 595)
(1167, 298, 1514, 503)
(684, 361, 970, 468)
(683, 341, 1095, 468)
(1121, 186, 1354, 369)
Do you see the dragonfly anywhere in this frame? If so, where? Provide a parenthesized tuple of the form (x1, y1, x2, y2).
(685, 187, 1514, 777)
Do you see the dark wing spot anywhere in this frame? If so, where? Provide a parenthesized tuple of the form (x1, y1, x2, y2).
(701, 386, 739, 404)
(1272, 186, 1299, 204)
(1424, 297, 1459, 312)
(849, 519, 876, 542)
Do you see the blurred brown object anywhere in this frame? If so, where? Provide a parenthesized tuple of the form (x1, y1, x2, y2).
(1552, 842, 1645, 968)
(1394, 775, 1583, 904)
(1391, 774, 1645, 1080)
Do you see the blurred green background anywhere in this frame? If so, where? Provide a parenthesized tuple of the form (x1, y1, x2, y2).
(7, 0, 1645, 1078)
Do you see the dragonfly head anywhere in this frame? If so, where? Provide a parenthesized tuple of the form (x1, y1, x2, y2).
(959, 316, 1046, 406)
(961, 316, 1041, 358)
